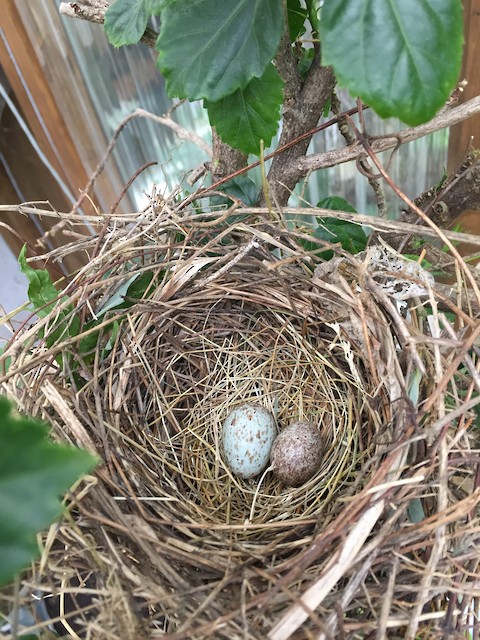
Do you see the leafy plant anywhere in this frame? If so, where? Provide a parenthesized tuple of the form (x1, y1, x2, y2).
(0, 397, 97, 586)
(314, 197, 368, 260)
(211, 176, 260, 208)
(19, 247, 155, 363)
(103, 0, 463, 160)
(320, 0, 463, 126)
(18, 245, 80, 347)
(204, 63, 284, 155)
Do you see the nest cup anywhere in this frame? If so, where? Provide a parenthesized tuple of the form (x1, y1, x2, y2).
(2, 203, 475, 639)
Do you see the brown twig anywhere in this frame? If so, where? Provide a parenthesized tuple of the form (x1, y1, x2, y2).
(70, 108, 212, 214)
(331, 93, 387, 217)
(296, 95, 480, 176)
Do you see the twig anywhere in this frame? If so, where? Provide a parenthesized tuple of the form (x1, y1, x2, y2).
(71, 107, 211, 213)
(331, 92, 387, 217)
(296, 95, 480, 176)
(109, 160, 157, 215)
(235, 208, 480, 246)
(59, 0, 109, 23)
(352, 119, 480, 301)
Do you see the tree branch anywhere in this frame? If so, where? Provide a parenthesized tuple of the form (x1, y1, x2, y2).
(263, 21, 335, 206)
(235, 207, 480, 247)
(274, 4, 302, 116)
(59, 1, 159, 48)
(210, 129, 247, 183)
(59, 1, 109, 24)
(295, 95, 480, 177)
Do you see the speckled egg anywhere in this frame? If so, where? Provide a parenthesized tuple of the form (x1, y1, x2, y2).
(270, 421, 322, 486)
(222, 404, 277, 479)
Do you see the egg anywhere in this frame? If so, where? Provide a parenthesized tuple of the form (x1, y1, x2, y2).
(222, 403, 277, 479)
(270, 421, 322, 486)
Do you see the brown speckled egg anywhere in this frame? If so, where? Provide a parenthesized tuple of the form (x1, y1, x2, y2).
(270, 421, 322, 486)
(222, 403, 277, 479)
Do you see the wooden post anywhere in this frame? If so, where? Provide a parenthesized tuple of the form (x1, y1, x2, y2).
(447, 0, 480, 174)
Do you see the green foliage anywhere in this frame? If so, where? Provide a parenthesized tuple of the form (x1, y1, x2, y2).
(403, 254, 434, 271)
(18, 246, 80, 346)
(298, 48, 315, 80)
(103, 0, 464, 157)
(19, 246, 154, 368)
(77, 272, 154, 364)
(318, 196, 357, 214)
(155, 0, 283, 102)
(213, 176, 260, 207)
(205, 65, 284, 155)
(297, 197, 368, 261)
(314, 220, 368, 260)
(145, 0, 172, 14)
(95, 272, 153, 317)
(104, 0, 150, 47)
(407, 498, 426, 524)
(0, 397, 98, 586)
(320, 0, 463, 126)
(18, 246, 65, 319)
(287, 0, 307, 41)
(314, 197, 368, 260)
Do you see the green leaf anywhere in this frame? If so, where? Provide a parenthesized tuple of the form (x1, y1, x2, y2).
(96, 274, 143, 318)
(314, 196, 367, 259)
(298, 47, 314, 79)
(408, 497, 426, 524)
(205, 64, 284, 155)
(104, 0, 149, 47)
(18, 246, 62, 319)
(124, 271, 154, 300)
(320, 0, 463, 126)
(95, 272, 154, 319)
(0, 397, 98, 586)
(317, 196, 358, 214)
(145, 0, 173, 14)
(314, 219, 368, 260)
(287, 0, 307, 40)
(156, 0, 284, 101)
(216, 176, 260, 206)
(323, 94, 332, 117)
(18, 246, 80, 346)
(78, 272, 153, 360)
(105, 320, 121, 352)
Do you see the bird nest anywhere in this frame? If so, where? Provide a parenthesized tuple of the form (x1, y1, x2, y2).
(1, 199, 480, 640)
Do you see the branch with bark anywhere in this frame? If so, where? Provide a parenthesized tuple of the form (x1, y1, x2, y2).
(263, 13, 336, 205)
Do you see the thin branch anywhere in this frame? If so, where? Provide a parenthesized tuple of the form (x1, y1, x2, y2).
(59, 1, 109, 24)
(235, 207, 480, 246)
(136, 108, 212, 157)
(59, 1, 159, 47)
(262, 0, 336, 207)
(295, 95, 480, 177)
(70, 107, 211, 213)
(331, 91, 387, 217)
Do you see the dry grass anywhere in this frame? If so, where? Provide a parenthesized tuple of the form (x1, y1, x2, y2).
(1, 194, 480, 639)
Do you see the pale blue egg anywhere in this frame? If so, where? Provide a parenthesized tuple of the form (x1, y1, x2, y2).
(222, 404, 277, 479)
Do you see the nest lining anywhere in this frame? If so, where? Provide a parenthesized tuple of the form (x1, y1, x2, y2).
(1, 205, 479, 639)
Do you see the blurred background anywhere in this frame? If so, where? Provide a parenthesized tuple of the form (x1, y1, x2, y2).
(0, 0, 479, 338)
